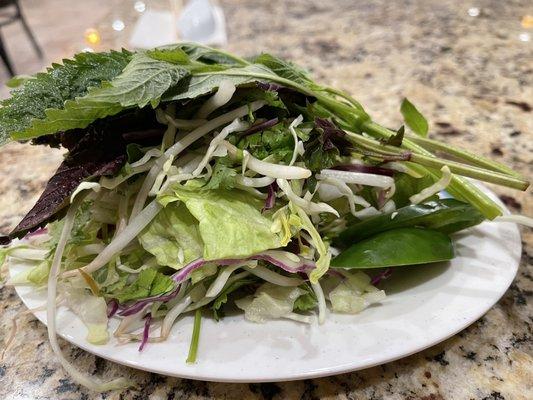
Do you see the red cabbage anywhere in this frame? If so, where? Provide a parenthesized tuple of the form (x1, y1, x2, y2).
(138, 313, 152, 352)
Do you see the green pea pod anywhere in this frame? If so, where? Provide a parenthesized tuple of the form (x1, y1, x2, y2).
(335, 198, 484, 247)
(331, 228, 454, 269)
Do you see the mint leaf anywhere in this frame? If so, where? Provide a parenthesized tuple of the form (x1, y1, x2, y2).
(0, 50, 132, 143)
(400, 98, 429, 137)
(11, 53, 190, 140)
(147, 48, 190, 64)
(164, 64, 277, 101)
(253, 53, 312, 84)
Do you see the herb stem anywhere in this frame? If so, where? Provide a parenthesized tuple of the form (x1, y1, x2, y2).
(407, 135, 521, 177)
(347, 131, 527, 189)
(186, 309, 202, 364)
(357, 121, 511, 219)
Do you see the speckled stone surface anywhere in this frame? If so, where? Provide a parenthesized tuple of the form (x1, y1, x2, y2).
(0, 1, 532, 399)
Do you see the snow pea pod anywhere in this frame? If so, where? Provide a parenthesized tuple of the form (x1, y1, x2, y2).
(335, 198, 484, 247)
(331, 228, 454, 269)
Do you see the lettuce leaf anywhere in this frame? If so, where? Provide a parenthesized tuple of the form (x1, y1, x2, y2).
(165, 184, 281, 260)
(63, 286, 110, 344)
(139, 202, 203, 269)
(235, 282, 304, 323)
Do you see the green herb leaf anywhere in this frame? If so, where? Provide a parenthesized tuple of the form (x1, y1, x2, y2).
(253, 53, 313, 84)
(400, 98, 429, 137)
(384, 125, 404, 146)
(332, 227, 454, 269)
(85, 52, 190, 108)
(204, 158, 237, 190)
(172, 42, 245, 65)
(147, 48, 190, 64)
(293, 286, 317, 312)
(335, 198, 484, 246)
(114, 268, 174, 303)
(392, 172, 438, 208)
(10, 53, 189, 140)
(236, 123, 294, 164)
(163, 64, 276, 101)
(5, 75, 32, 88)
(0, 50, 132, 143)
(211, 276, 257, 320)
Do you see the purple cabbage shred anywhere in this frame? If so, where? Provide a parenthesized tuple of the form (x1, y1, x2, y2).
(138, 313, 152, 352)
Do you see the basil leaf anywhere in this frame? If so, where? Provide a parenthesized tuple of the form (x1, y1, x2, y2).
(331, 228, 454, 269)
(400, 98, 428, 137)
(335, 199, 484, 247)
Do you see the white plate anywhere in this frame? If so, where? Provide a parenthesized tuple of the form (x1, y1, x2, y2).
(9, 188, 521, 382)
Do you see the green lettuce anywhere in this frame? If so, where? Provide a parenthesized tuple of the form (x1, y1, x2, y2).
(139, 202, 203, 269)
(163, 184, 281, 260)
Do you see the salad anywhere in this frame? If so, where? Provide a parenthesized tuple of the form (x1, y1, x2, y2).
(0, 43, 530, 391)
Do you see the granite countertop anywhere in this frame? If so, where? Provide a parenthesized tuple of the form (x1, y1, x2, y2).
(0, 1, 531, 399)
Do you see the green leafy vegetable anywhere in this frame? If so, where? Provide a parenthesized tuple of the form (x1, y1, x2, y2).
(86, 53, 189, 107)
(253, 53, 313, 85)
(114, 268, 174, 303)
(236, 123, 295, 163)
(235, 283, 305, 323)
(11, 53, 189, 140)
(163, 64, 276, 101)
(400, 98, 429, 137)
(332, 228, 454, 269)
(0, 49, 132, 143)
(293, 286, 318, 312)
(392, 172, 439, 208)
(139, 202, 203, 269)
(335, 198, 484, 246)
(203, 158, 237, 190)
(211, 276, 257, 320)
(164, 184, 281, 260)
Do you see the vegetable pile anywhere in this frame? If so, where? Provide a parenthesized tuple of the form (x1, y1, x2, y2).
(0, 43, 530, 391)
